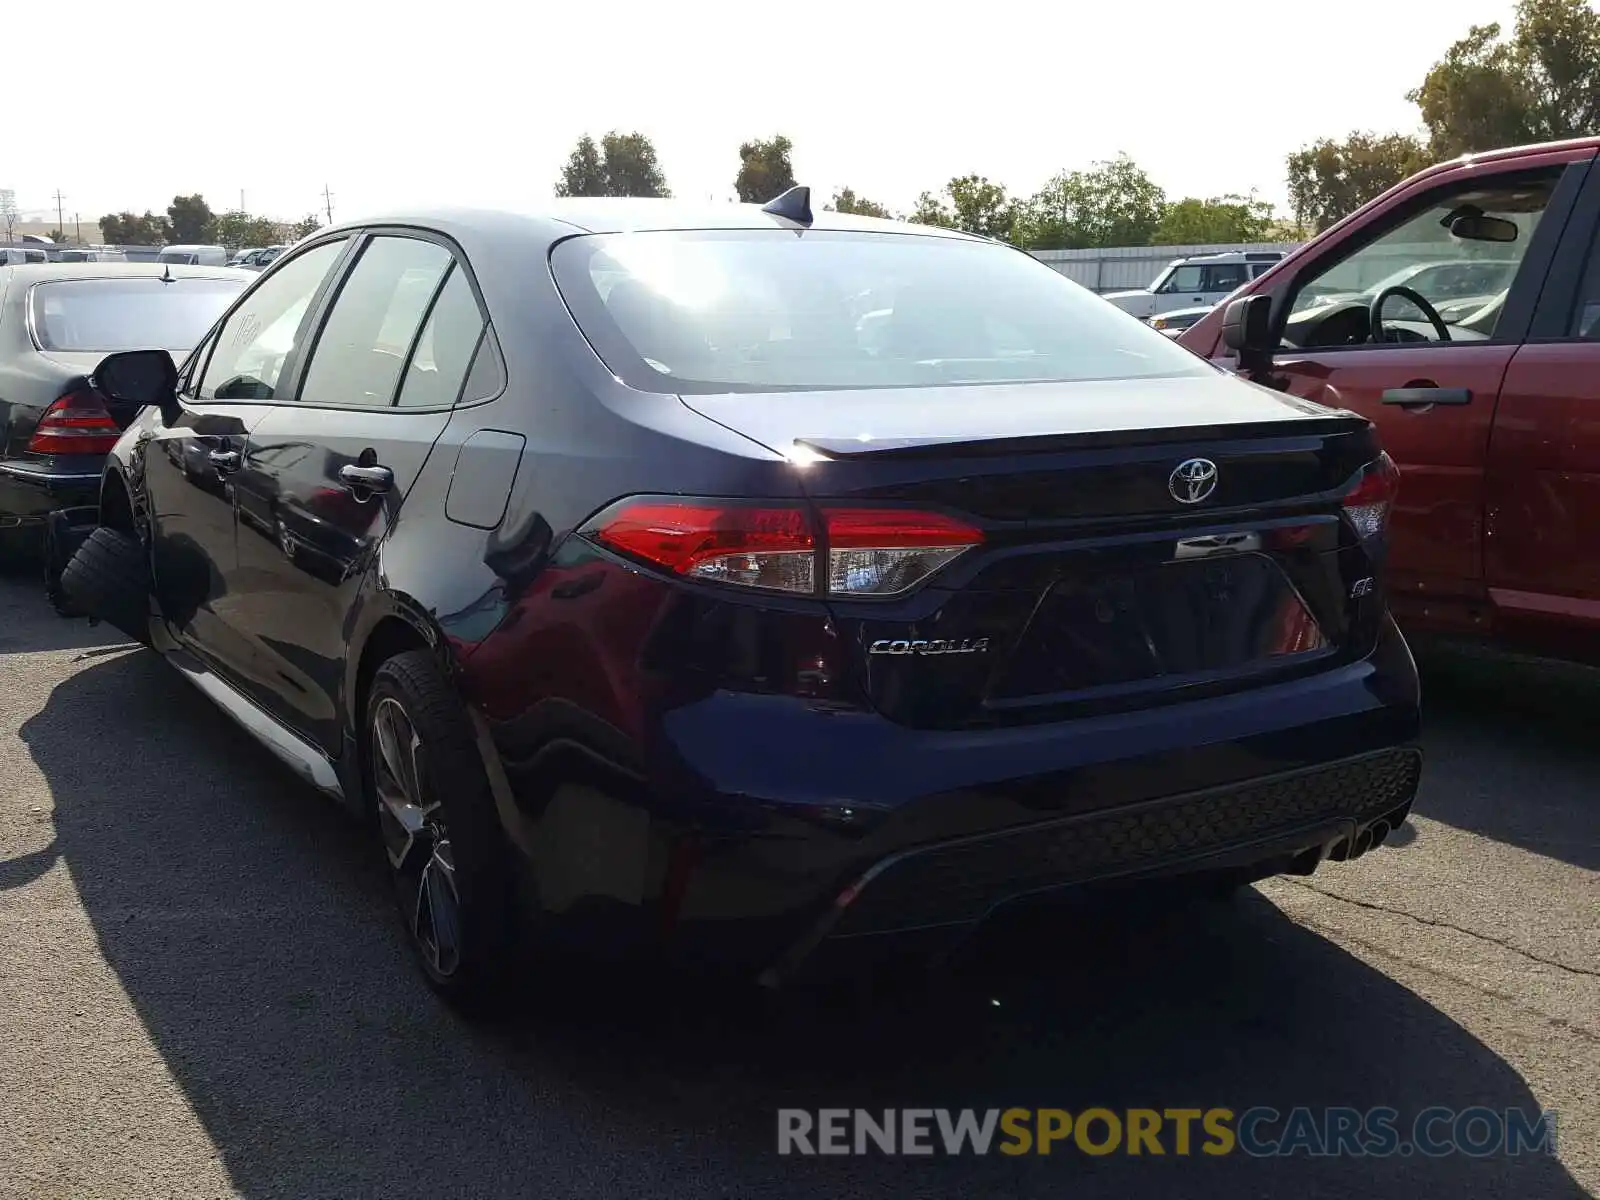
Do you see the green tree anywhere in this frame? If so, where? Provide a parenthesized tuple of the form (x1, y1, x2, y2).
(906, 176, 1014, 239)
(556, 131, 670, 197)
(288, 215, 322, 240)
(1013, 155, 1166, 249)
(167, 193, 216, 243)
(827, 187, 892, 219)
(1285, 132, 1430, 233)
(946, 175, 1016, 241)
(734, 135, 796, 203)
(1408, 0, 1600, 158)
(99, 211, 171, 245)
(557, 135, 607, 196)
(907, 190, 956, 228)
(1153, 193, 1277, 245)
(214, 211, 283, 249)
(47, 228, 71, 245)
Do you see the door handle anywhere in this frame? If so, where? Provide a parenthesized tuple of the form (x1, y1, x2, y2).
(338, 463, 394, 493)
(1382, 387, 1472, 407)
(208, 449, 241, 472)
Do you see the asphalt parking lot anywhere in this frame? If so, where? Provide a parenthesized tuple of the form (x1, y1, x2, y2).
(0, 567, 1594, 1200)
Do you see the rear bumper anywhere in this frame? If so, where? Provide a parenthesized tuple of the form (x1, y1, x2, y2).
(495, 615, 1422, 979)
(766, 747, 1418, 984)
(0, 462, 100, 527)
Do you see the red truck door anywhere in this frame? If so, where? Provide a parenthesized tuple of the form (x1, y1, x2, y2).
(1185, 147, 1595, 638)
(1483, 163, 1600, 659)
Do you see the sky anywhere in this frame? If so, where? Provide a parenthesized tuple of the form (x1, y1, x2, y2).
(9, 0, 1521, 229)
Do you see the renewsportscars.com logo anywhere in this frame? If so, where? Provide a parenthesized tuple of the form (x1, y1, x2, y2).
(777, 1106, 1557, 1158)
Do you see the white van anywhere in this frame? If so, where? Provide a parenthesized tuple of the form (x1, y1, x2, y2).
(158, 244, 229, 266)
(58, 248, 128, 263)
(0, 246, 49, 264)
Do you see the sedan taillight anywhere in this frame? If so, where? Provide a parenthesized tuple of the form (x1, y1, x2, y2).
(28, 390, 121, 456)
(1342, 452, 1400, 541)
(584, 498, 983, 598)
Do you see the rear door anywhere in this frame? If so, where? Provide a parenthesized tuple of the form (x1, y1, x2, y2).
(1236, 150, 1594, 636)
(1483, 164, 1600, 659)
(229, 230, 493, 752)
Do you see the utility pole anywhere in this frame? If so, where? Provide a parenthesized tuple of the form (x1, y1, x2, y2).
(322, 184, 334, 224)
(53, 188, 66, 234)
(74, 212, 81, 244)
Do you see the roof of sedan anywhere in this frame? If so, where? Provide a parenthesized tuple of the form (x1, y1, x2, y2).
(0, 263, 255, 283)
(323, 197, 982, 243)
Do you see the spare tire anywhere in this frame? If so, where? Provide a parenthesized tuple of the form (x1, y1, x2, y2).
(61, 527, 151, 645)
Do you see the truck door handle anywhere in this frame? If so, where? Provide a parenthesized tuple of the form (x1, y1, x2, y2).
(338, 464, 394, 493)
(208, 449, 241, 472)
(1382, 387, 1472, 407)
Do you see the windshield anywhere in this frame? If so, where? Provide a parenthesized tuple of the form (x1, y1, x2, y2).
(551, 230, 1212, 394)
(30, 277, 246, 352)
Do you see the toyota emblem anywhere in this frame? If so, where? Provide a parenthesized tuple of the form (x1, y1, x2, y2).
(1169, 458, 1219, 505)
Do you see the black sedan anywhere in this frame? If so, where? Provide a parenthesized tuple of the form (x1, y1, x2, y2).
(0, 263, 250, 559)
(61, 192, 1421, 1009)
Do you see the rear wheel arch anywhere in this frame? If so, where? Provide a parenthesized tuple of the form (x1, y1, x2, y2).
(99, 470, 136, 534)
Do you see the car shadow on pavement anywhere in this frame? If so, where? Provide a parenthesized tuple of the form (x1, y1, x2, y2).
(17, 649, 1590, 1200)
(1415, 652, 1600, 871)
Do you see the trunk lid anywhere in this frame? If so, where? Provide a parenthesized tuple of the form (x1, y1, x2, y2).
(684, 376, 1389, 729)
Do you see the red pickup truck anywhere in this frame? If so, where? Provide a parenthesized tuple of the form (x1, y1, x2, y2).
(1181, 136, 1600, 666)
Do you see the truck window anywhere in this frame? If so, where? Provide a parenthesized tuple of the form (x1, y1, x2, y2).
(1282, 170, 1560, 345)
(1570, 226, 1600, 339)
(1201, 263, 1249, 291)
(1158, 265, 1205, 294)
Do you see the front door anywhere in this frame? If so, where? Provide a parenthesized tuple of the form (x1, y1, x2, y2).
(145, 237, 350, 675)
(228, 232, 494, 753)
(1253, 162, 1579, 635)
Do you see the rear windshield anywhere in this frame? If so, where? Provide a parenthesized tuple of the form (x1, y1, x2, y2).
(550, 230, 1214, 394)
(30, 277, 246, 352)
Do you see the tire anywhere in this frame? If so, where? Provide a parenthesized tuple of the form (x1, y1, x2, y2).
(59, 527, 151, 645)
(364, 649, 519, 1013)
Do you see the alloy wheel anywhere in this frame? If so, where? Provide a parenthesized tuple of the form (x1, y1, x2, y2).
(371, 695, 461, 978)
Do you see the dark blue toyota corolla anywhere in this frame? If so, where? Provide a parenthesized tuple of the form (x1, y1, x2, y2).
(61, 189, 1421, 1008)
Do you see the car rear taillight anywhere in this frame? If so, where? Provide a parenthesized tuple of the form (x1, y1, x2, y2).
(822, 507, 983, 596)
(584, 498, 983, 597)
(590, 501, 818, 593)
(1342, 452, 1400, 541)
(27, 390, 121, 456)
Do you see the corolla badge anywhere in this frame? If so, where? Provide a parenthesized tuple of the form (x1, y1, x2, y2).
(1168, 458, 1219, 505)
(868, 638, 990, 656)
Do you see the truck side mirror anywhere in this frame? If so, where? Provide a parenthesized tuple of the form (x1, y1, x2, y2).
(1221, 295, 1273, 375)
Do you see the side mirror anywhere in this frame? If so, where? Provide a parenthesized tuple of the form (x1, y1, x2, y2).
(1221, 294, 1270, 351)
(93, 349, 179, 422)
(1448, 213, 1518, 243)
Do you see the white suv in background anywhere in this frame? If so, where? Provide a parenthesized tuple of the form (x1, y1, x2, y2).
(1102, 251, 1283, 319)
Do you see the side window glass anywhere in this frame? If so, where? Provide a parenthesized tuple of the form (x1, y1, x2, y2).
(298, 236, 452, 408)
(178, 331, 214, 398)
(1202, 263, 1248, 291)
(461, 328, 506, 403)
(397, 264, 485, 408)
(1569, 225, 1600, 339)
(199, 239, 345, 401)
(1283, 170, 1559, 348)
(1160, 265, 1205, 295)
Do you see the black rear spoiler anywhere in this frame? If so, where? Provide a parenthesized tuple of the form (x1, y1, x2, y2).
(794, 414, 1371, 461)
